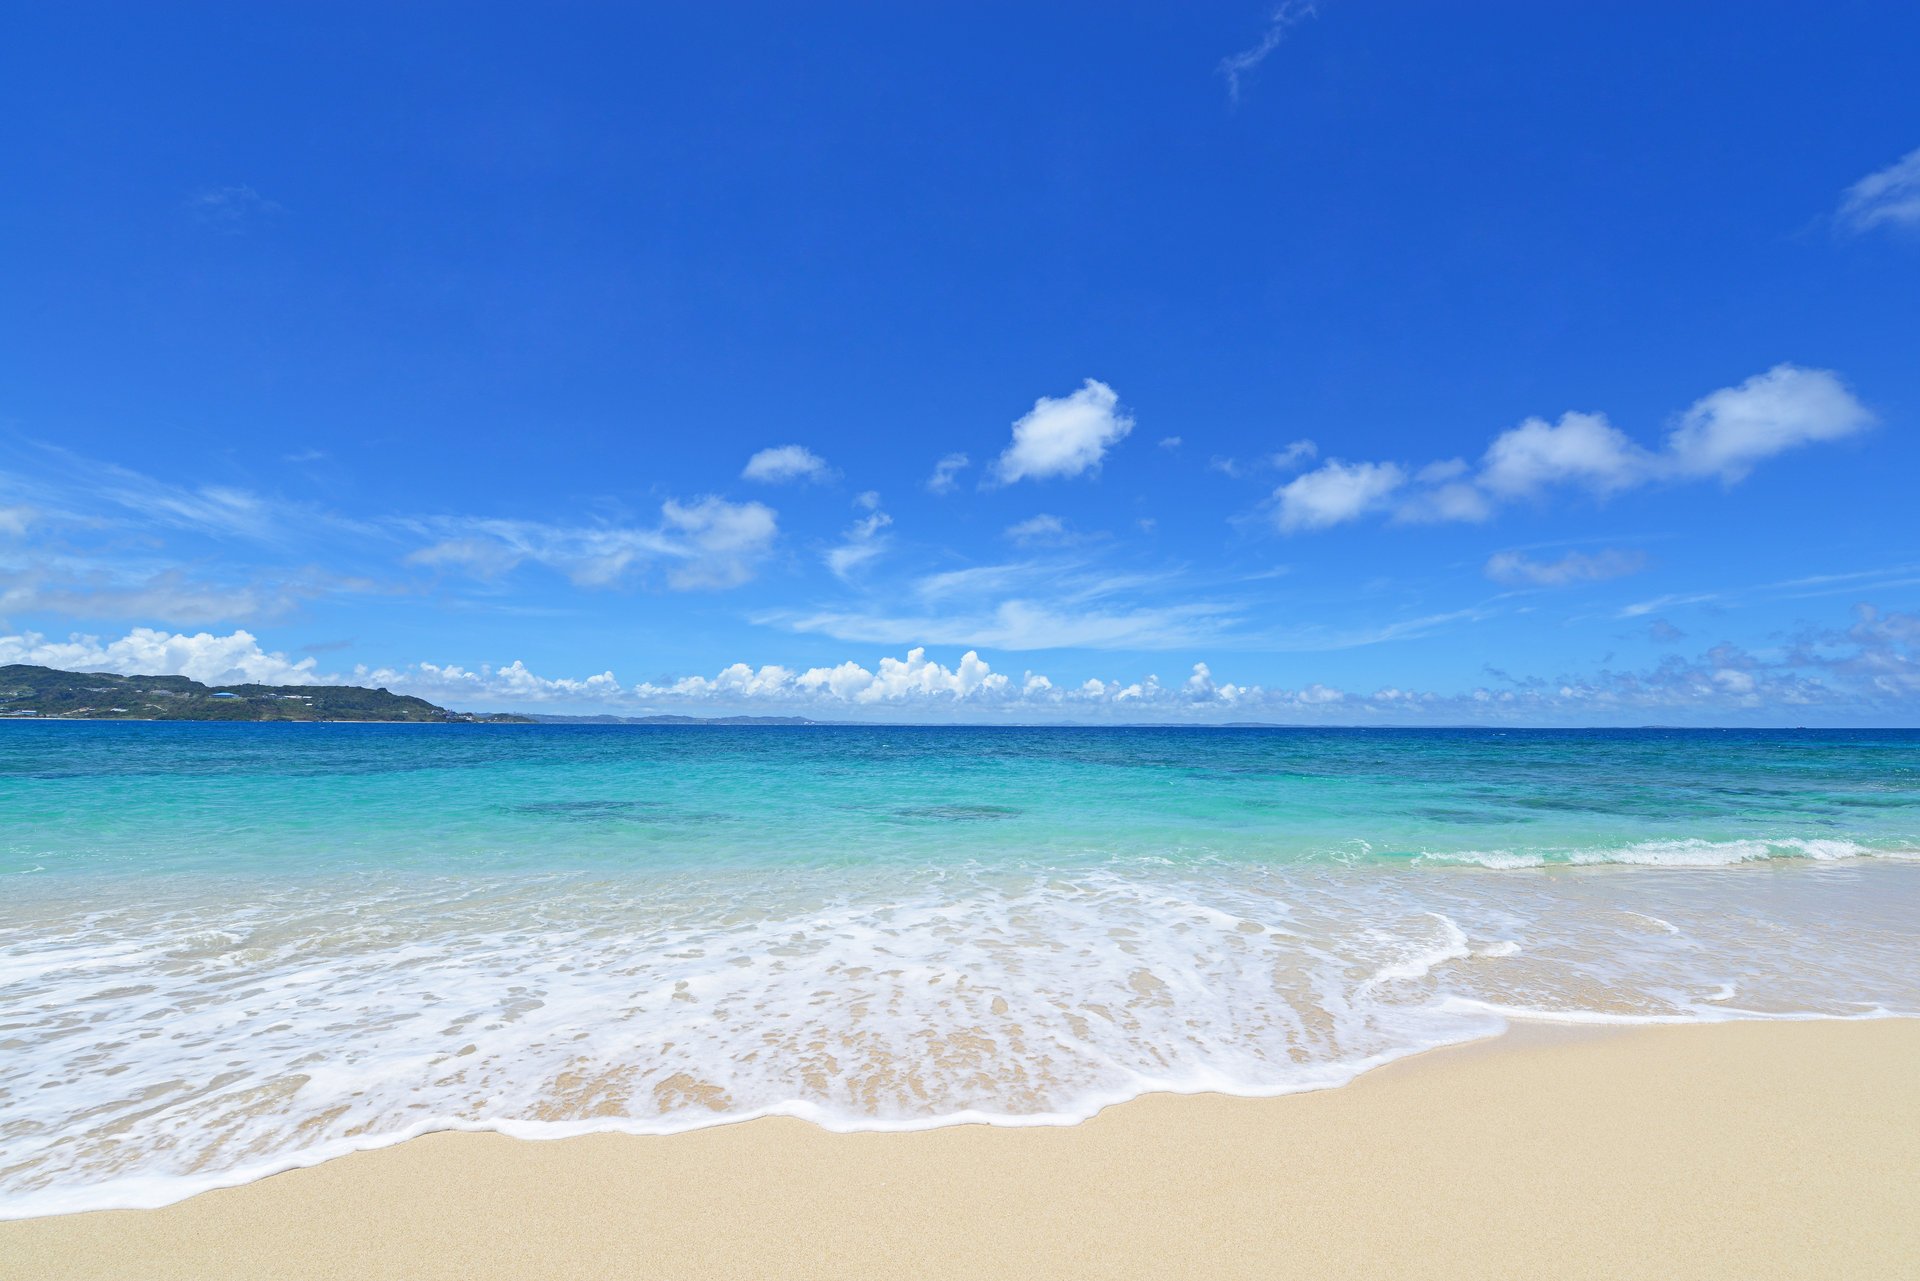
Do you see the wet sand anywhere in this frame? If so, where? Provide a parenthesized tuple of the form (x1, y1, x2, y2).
(4, 1018, 1916, 1280)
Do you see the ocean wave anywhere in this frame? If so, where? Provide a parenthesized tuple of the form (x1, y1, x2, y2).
(4, 857, 1918, 1218)
(1414, 836, 1920, 869)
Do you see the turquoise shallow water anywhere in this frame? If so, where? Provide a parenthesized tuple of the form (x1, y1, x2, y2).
(4, 723, 1919, 1215)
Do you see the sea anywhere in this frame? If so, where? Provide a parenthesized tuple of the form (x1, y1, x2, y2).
(3, 722, 1917, 1216)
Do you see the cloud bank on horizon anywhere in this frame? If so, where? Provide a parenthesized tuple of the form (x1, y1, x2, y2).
(5, 608, 1917, 725)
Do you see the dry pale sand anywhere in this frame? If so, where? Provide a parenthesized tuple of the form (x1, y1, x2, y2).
(4, 1019, 1917, 1280)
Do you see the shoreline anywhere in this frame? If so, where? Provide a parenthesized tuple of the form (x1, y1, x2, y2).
(5, 1017, 1916, 1279)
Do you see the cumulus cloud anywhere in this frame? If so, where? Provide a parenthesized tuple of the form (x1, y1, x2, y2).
(642, 647, 1012, 706)
(0, 626, 629, 708)
(1838, 146, 1920, 234)
(0, 627, 320, 685)
(1272, 460, 1405, 532)
(742, 445, 834, 484)
(1478, 411, 1647, 498)
(991, 379, 1133, 485)
(13, 610, 1918, 722)
(358, 659, 625, 705)
(1484, 547, 1647, 587)
(1663, 365, 1876, 482)
(405, 497, 778, 592)
(635, 651, 1283, 715)
(1270, 365, 1873, 533)
(925, 452, 970, 494)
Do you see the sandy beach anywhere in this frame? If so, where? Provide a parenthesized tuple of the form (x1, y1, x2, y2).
(5, 1018, 1915, 1280)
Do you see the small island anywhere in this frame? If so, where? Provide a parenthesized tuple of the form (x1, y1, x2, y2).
(0, 664, 533, 723)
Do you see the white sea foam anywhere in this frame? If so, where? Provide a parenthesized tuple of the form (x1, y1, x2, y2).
(1415, 836, 1916, 869)
(2, 857, 1917, 1219)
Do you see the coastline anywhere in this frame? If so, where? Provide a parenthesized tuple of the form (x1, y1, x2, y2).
(5, 1018, 1915, 1280)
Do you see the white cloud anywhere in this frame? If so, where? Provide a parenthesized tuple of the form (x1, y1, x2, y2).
(186, 184, 283, 231)
(1663, 364, 1875, 482)
(0, 506, 33, 537)
(1213, 440, 1318, 481)
(0, 567, 306, 625)
(406, 497, 778, 592)
(405, 535, 527, 580)
(15, 609, 1918, 723)
(1004, 513, 1071, 546)
(1272, 460, 1405, 532)
(925, 453, 970, 494)
(742, 444, 834, 484)
(659, 497, 779, 589)
(1838, 146, 1920, 234)
(1484, 547, 1647, 587)
(0, 627, 320, 685)
(1272, 365, 1873, 533)
(0, 627, 628, 708)
(825, 510, 893, 581)
(358, 659, 624, 706)
(1271, 439, 1318, 471)
(1219, 1, 1319, 103)
(1478, 411, 1647, 498)
(991, 379, 1133, 484)
(1394, 460, 1493, 524)
(768, 598, 1239, 652)
(1158, 436, 1183, 450)
(98, 475, 280, 542)
(638, 647, 1012, 706)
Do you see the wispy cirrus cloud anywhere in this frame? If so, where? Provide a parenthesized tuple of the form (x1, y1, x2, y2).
(1210, 439, 1316, 480)
(763, 598, 1240, 653)
(824, 501, 893, 582)
(1219, 1, 1320, 103)
(0, 562, 338, 626)
(1614, 562, 1920, 621)
(1004, 513, 1084, 547)
(925, 452, 970, 494)
(185, 184, 283, 232)
(404, 496, 779, 592)
(1485, 547, 1646, 588)
(1838, 146, 1920, 235)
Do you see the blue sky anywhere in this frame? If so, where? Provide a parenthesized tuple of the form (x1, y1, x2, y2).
(2, 3, 1917, 723)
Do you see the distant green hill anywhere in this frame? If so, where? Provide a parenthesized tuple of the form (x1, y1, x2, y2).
(0, 665, 533, 722)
